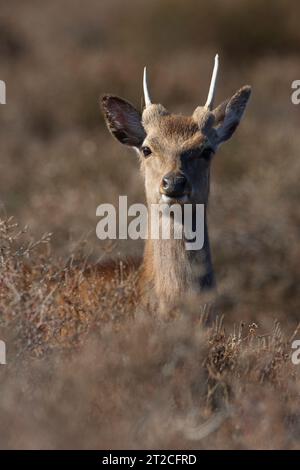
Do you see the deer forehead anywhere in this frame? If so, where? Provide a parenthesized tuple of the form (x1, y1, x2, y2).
(142, 111, 209, 153)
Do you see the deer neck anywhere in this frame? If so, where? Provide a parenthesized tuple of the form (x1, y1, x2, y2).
(141, 206, 215, 306)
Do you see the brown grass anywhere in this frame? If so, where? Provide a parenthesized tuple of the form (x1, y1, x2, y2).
(0, 0, 300, 449)
(0, 218, 300, 449)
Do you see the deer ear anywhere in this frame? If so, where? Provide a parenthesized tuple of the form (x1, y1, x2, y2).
(101, 95, 146, 147)
(213, 86, 251, 144)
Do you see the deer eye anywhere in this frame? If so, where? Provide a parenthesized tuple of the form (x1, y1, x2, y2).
(182, 148, 201, 160)
(201, 147, 213, 161)
(141, 146, 152, 157)
(182, 147, 213, 161)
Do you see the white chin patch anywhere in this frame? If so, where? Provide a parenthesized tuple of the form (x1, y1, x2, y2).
(161, 194, 188, 204)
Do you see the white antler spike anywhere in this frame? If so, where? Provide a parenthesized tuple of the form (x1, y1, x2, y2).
(143, 66, 152, 107)
(205, 54, 219, 110)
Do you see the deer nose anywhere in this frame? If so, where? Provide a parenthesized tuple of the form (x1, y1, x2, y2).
(161, 173, 187, 197)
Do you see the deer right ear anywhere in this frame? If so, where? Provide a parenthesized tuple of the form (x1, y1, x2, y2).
(101, 95, 146, 148)
(213, 86, 251, 145)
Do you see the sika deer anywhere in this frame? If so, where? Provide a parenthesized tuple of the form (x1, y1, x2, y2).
(101, 56, 251, 313)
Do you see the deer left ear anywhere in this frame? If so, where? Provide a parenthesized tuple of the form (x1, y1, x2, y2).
(213, 86, 251, 144)
(101, 95, 146, 148)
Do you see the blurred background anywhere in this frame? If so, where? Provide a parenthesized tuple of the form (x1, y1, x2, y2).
(0, 0, 300, 327)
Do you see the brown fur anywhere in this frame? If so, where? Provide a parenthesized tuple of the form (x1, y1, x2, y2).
(101, 83, 251, 314)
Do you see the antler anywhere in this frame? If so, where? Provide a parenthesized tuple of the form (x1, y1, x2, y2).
(205, 54, 219, 110)
(143, 66, 152, 107)
(143, 56, 218, 110)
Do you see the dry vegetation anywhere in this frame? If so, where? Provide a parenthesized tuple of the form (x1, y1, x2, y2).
(0, 0, 300, 449)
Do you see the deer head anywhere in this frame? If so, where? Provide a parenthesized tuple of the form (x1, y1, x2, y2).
(101, 55, 251, 209)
